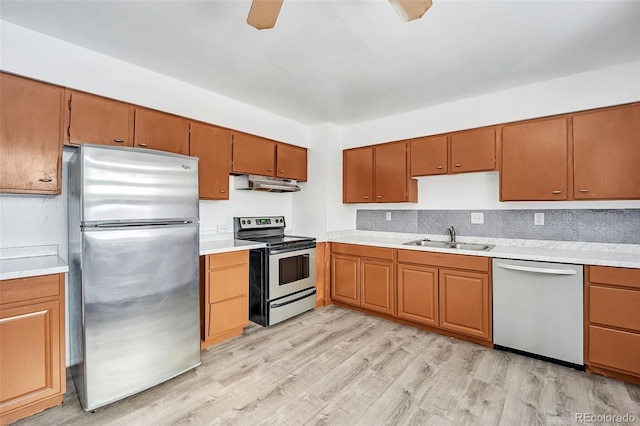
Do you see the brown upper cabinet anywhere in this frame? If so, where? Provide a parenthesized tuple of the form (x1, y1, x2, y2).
(410, 127, 496, 177)
(231, 132, 307, 180)
(573, 103, 640, 200)
(344, 141, 417, 203)
(231, 131, 276, 177)
(0, 73, 64, 195)
(134, 108, 187, 155)
(189, 122, 231, 200)
(343, 146, 373, 203)
(500, 117, 568, 201)
(449, 127, 496, 173)
(276, 143, 307, 181)
(64, 90, 134, 147)
(410, 135, 448, 176)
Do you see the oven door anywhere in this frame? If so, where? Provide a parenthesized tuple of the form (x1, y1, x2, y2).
(268, 247, 316, 301)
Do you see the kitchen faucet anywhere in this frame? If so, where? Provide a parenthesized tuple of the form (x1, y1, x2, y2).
(446, 226, 456, 243)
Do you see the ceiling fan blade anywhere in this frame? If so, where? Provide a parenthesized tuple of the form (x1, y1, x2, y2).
(388, 0, 433, 22)
(247, 0, 284, 30)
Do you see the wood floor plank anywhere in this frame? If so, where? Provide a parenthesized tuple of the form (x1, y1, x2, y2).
(12, 305, 640, 426)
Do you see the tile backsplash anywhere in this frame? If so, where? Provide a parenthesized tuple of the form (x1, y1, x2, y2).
(356, 209, 640, 244)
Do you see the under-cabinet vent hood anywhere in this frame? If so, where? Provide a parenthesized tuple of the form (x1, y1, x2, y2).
(234, 175, 301, 192)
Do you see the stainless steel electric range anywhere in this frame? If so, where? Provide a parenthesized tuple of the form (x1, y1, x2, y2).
(234, 216, 316, 326)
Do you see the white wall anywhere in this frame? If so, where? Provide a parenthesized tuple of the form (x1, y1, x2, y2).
(340, 61, 640, 211)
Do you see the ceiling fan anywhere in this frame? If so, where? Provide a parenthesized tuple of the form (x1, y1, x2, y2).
(247, 0, 433, 30)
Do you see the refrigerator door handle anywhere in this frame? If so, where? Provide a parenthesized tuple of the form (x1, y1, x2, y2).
(88, 220, 196, 229)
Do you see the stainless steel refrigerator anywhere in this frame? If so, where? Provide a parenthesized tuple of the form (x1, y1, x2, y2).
(68, 144, 200, 411)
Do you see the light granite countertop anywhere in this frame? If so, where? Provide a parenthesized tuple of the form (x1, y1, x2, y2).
(1, 236, 266, 281)
(327, 230, 640, 269)
(199, 238, 265, 255)
(0, 245, 69, 281)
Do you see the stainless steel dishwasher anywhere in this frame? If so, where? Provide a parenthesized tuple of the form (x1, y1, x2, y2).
(492, 258, 584, 367)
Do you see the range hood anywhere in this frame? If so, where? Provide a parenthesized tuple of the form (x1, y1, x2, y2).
(234, 175, 300, 192)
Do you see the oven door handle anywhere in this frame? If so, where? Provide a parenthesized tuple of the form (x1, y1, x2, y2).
(271, 289, 317, 308)
(269, 247, 315, 256)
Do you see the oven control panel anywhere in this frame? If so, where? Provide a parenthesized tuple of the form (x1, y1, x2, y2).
(235, 216, 286, 230)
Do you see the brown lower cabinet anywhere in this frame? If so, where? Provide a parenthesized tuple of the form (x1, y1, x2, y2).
(330, 244, 395, 316)
(331, 243, 492, 345)
(585, 265, 640, 384)
(200, 251, 249, 349)
(0, 274, 66, 425)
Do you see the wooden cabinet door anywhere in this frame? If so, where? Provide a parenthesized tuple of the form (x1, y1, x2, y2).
(231, 132, 276, 176)
(501, 117, 568, 201)
(0, 73, 63, 195)
(134, 108, 186, 154)
(374, 142, 408, 202)
(361, 259, 394, 316)
(573, 104, 640, 200)
(450, 127, 496, 173)
(208, 296, 249, 338)
(66, 90, 134, 147)
(410, 135, 448, 176)
(0, 299, 63, 415)
(438, 269, 490, 340)
(588, 325, 640, 376)
(397, 264, 438, 326)
(276, 143, 307, 181)
(189, 122, 231, 200)
(343, 147, 373, 203)
(331, 254, 360, 306)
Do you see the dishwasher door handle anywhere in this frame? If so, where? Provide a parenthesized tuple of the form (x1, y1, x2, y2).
(495, 263, 577, 275)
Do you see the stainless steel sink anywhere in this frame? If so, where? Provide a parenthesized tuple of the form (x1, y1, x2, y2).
(403, 239, 494, 252)
(408, 240, 451, 248)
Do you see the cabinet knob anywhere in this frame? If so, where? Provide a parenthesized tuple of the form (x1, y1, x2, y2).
(113, 139, 124, 143)
(454, 163, 462, 167)
(363, 195, 370, 199)
(551, 190, 562, 194)
(219, 190, 226, 193)
(38, 177, 52, 183)
(279, 170, 285, 173)
(138, 142, 148, 147)
(436, 165, 444, 169)
(579, 189, 590, 193)
(267, 168, 274, 172)
(376, 195, 383, 199)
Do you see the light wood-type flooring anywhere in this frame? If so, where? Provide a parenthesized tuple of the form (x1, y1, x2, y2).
(14, 306, 640, 426)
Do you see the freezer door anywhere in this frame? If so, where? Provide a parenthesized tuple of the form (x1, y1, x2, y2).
(79, 224, 200, 410)
(78, 145, 198, 223)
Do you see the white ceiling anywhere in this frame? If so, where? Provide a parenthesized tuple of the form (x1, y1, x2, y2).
(1, 0, 639, 125)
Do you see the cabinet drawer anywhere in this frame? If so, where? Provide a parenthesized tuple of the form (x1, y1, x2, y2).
(588, 325, 640, 375)
(331, 243, 394, 260)
(0, 274, 61, 305)
(209, 266, 248, 303)
(208, 250, 248, 270)
(589, 266, 640, 290)
(397, 249, 489, 272)
(589, 285, 640, 332)
(208, 296, 248, 337)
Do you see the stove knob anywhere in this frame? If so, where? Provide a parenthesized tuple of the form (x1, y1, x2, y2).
(247, 219, 252, 224)
(241, 220, 246, 225)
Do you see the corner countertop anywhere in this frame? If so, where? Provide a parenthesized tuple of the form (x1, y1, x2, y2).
(199, 238, 265, 255)
(327, 230, 640, 269)
(0, 246, 69, 281)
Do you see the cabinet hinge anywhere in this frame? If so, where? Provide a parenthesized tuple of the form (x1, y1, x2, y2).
(67, 126, 71, 138)
(68, 98, 72, 110)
